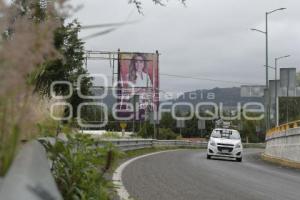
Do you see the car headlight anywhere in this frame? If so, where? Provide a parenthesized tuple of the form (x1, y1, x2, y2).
(210, 141, 216, 146)
(235, 143, 241, 148)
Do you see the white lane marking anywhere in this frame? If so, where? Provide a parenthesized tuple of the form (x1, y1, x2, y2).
(112, 150, 183, 200)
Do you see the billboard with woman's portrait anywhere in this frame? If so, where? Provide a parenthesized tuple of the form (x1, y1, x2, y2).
(117, 52, 159, 121)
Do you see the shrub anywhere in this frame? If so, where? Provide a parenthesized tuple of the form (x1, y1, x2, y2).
(100, 131, 122, 139)
(157, 128, 178, 140)
(42, 133, 120, 200)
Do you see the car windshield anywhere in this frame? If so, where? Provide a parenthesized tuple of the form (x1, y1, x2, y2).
(211, 129, 241, 140)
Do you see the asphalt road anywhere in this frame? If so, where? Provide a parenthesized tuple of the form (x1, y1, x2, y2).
(122, 149, 300, 200)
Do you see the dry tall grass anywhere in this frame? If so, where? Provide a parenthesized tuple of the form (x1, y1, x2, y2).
(0, 0, 68, 175)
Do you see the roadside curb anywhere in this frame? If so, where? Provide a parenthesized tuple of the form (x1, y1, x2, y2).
(261, 153, 300, 169)
(112, 149, 183, 200)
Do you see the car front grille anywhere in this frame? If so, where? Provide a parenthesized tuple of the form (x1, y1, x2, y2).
(217, 143, 234, 147)
(217, 146, 233, 153)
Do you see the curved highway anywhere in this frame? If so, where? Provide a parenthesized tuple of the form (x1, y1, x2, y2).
(122, 149, 300, 200)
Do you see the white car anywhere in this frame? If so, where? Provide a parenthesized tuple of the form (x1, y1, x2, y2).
(207, 128, 243, 162)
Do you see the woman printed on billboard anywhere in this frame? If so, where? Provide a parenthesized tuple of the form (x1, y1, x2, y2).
(128, 53, 152, 88)
(127, 53, 153, 114)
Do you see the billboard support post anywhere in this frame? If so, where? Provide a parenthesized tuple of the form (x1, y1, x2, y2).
(155, 50, 160, 139)
(132, 95, 139, 134)
(153, 51, 156, 139)
(275, 59, 278, 126)
(117, 49, 121, 82)
(286, 69, 290, 123)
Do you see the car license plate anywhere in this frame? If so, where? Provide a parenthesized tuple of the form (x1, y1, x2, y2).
(222, 149, 229, 153)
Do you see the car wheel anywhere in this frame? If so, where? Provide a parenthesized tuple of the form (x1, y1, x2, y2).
(236, 157, 242, 162)
(207, 154, 211, 159)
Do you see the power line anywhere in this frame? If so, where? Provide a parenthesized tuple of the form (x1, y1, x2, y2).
(160, 73, 260, 85)
(81, 10, 138, 40)
(81, 21, 139, 29)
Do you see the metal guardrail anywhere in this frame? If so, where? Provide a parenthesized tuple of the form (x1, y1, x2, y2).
(266, 120, 300, 140)
(98, 139, 154, 151)
(0, 141, 62, 200)
(154, 140, 207, 148)
(97, 139, 262, 150)
(0, 137, 264, 200)
(96, 139, 208, 151)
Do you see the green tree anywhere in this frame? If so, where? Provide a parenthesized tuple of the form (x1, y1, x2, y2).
(30, 20, 92, 118)
(160, 112, 176, 129)
(129, 0, 186, 13)
(279, 97, 300, 124)
(240, 120, 260, 143)
(137, 121, 154, 138)
(157, 128, 177, 140)
(297, 72, 300, 86)
(237, 111, 264, 143)
(15, 0, 93, 122)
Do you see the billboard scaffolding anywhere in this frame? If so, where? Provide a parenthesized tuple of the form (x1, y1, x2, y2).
(83, 50, 160, 136)
(117, 51, 159, 123)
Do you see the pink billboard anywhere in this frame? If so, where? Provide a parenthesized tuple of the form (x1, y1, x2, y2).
(117, 52, 159, 121)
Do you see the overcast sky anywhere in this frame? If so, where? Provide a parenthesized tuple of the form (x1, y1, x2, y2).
(69, 0, 300, 93)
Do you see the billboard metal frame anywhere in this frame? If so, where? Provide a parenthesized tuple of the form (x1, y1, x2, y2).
(84, 50, 160, 138)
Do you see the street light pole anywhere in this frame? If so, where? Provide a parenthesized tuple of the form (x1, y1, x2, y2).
(250, 28, 269, 130)
(265, 12, 270, 131)
(266, 12, 269, 89)
(251, 7, 287, 131)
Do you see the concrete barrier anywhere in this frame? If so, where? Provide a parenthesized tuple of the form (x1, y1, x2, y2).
(264, 126, 300, 168)
(243, 143, 266, 149)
